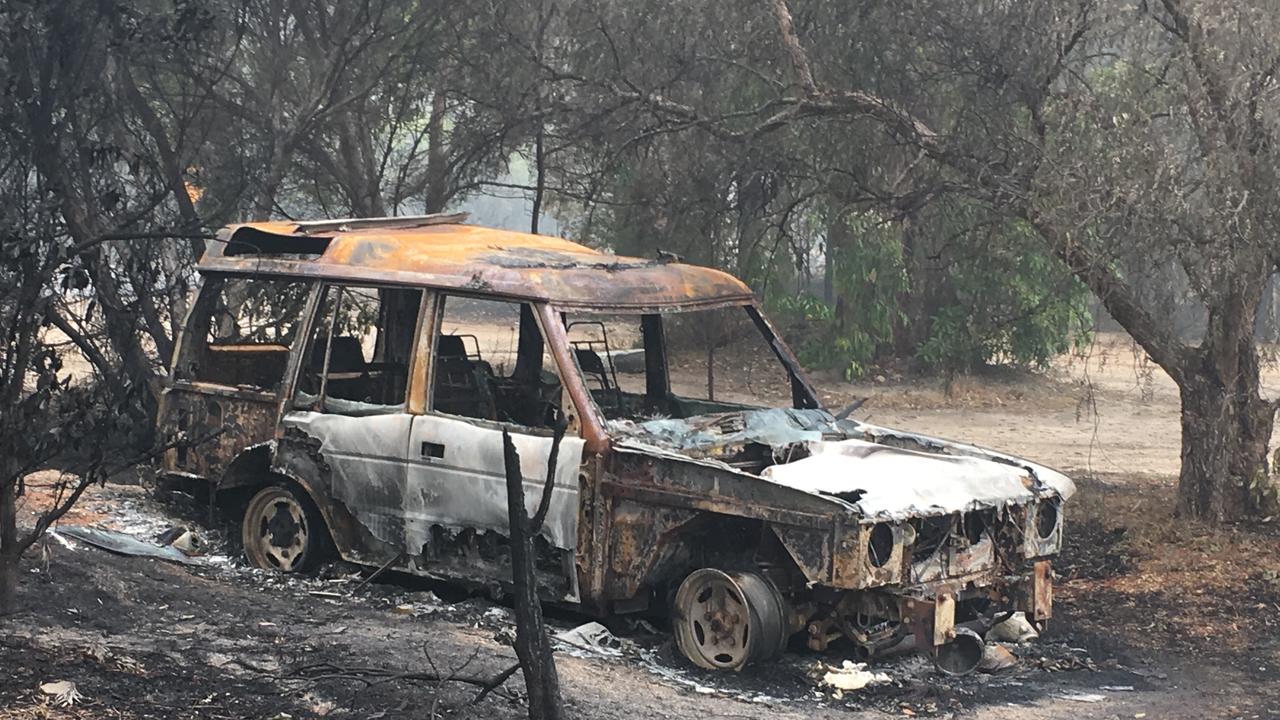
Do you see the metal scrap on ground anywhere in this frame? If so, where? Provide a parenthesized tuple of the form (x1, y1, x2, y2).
(53, 526, 205, 565)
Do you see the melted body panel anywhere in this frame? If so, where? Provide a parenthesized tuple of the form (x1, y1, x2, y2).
(282, 410, 585, 555)
(199, 222, 753, 310)
(405, 413, 585, 551)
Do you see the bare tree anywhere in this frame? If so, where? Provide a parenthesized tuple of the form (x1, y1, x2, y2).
(752, 0, 1280, 520)
(512, 0, 1280, 520)
(501, 427, 564, 720)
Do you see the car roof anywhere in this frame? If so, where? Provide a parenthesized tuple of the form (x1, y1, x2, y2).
(198, 215, 754, 310)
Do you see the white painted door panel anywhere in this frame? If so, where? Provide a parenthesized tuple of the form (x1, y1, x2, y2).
(406, 414, 585, 551)
(280, 411, 413, 553)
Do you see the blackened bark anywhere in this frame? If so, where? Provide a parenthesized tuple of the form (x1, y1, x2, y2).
(501, 429, 563, 720)
(0, 554, 14, 616)
(531, 124, 546, 234)
(0, 480, 18, 615)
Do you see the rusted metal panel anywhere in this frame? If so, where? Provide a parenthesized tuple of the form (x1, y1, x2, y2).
(160, 385, 279, 480)
(832, 522, 906, 589)
(199, 222, 754, 310)
(1031, 559, 1053, 622)
(604, 500, 698, 599)
(405, 290, 439, 415)
(608, 444, 853, 522)
(933, 592, 956, 646)
(538, 303, 608, 454)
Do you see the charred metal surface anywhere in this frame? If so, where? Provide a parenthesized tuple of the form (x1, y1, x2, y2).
(200, 222, 754, 310)
(160, 383, 278, 480)
(770, 524, 835, 586)
(746, 303, 821, 410)
(598, 446, 852, 601)
(604, 500, 698, 600)
(833, 522, 906, 589)
(605, 445, 850, 528)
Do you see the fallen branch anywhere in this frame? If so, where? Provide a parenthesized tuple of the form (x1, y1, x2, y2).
(286, 660, 522, 699)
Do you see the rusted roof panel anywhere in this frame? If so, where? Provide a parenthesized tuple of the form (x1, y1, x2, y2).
(198, 221, 753, 309)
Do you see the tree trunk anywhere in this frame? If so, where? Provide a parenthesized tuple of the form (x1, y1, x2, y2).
(424, 91, 448, 214)
(0, 481, 18, 615)
(1177, 341, 1277, 521)
(0, 553, 15, 616)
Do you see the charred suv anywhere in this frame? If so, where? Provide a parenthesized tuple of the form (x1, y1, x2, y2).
(159, 215, 1074, 673)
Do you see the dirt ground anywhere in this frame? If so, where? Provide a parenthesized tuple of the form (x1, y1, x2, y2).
(5, 332, 1280, 719)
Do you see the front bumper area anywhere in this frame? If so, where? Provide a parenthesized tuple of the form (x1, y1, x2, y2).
(802, 559, 1054, 658)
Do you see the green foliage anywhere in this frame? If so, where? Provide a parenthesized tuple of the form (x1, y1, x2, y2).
(767, 211, 907, 379)
(768, 210, 1090, 377)
(915, 219, 1092, 372)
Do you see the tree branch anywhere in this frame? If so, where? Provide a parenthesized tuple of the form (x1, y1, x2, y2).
(766, 0, 819, 96)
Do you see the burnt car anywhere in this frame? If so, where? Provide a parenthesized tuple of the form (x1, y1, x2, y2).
(159, 214, 1074, 674)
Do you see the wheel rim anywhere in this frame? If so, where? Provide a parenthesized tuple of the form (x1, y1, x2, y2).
(673, 569, 787, 671)
(247, 490, 309, 572)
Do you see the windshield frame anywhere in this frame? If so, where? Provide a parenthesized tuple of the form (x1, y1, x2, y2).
(550, 301, 821, 428)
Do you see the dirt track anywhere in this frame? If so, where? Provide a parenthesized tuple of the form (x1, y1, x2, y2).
(5, 332, 1280, 719)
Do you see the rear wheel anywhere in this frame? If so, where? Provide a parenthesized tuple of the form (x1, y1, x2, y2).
(672, 569, 788, 671)
(242, 484, 329, 572)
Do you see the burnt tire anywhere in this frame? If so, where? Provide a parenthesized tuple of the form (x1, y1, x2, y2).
(241, 484, 331, 573)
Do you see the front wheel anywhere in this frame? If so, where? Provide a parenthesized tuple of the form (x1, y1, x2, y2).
(672, 569, 789, 671)
(241, 484, 330, 572)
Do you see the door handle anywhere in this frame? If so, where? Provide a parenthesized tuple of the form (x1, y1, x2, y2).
(420, 441, 445, 459)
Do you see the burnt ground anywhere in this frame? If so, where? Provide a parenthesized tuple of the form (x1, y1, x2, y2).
(3, 476, 1280, 720)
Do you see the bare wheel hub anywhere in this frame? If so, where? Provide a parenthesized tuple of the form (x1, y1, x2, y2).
(243, 487, 312, 572)
(673, 569, 789, 671)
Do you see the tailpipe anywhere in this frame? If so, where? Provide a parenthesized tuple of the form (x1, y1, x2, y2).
(932, 627, 984, 676)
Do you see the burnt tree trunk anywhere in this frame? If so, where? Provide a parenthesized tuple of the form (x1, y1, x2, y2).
(501, 429, 563, 720)
(1177, 339, 1278, 521)
(0, 480, 17, 615)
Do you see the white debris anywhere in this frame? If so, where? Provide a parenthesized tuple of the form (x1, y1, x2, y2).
(48, 531, 78, 551)
(167, 528, 205, 556)
(40, 680, 84, 707)
(819, 660, 891, 692)
(555, 622, 627, 657)
(986, 612, 1040, 643)
(1056, 692, 1107, 703)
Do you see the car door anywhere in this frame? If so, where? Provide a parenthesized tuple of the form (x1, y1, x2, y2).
(277, 283, 423, 562)
(405, 293, 585, 597)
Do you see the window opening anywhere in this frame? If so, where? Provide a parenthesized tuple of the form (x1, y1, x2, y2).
(430, 296, 561, 428)
(564, 306, 798, 421)
(180, 276, 312, 391)
(295, 285, 421, 415)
